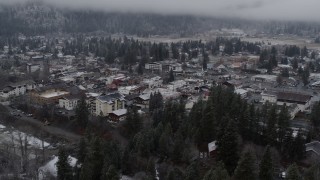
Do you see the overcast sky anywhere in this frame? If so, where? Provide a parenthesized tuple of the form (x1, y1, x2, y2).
(1, 0, 320, 21)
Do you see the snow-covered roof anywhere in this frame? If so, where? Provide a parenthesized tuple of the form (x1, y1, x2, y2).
(208, 141, 217, 152)
(111, 109, 127, 116)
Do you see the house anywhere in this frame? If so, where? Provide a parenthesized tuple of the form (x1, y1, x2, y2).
(145, 62, 162, 72)
(235, 89, 248, 98)
(109, 109, 127, 122)
(142, 76, 163, 89)
(208, 141, 218, 158)
(27, 63, 41, 73)
(251, 75, 277, 83)
(59, 96, 80, 111)
(134, 94, 150, 109)
(95, 92, 125, 117)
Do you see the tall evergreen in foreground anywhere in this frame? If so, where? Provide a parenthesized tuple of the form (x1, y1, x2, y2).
(75, 97, 89, 129)
(217, 120, 239, 174)
(259, 146, 273, 180)
(286, 163, 301, 180)
(203, 162, 230, 180)
(57, 147, 73, 180)
(234, 151, 257, 180)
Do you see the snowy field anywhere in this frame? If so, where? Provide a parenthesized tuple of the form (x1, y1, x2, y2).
(38, 155, 77, 180)
(0, 124, 50, 150)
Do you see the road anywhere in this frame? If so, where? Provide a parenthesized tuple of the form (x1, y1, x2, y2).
(5, 106, 81, 142)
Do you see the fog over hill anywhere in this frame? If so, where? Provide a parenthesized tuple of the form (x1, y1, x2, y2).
(2, 0, 320, 21)
(0, 0, 319, 37)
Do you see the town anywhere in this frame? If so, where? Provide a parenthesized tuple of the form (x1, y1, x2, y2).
(0, 32, 319, 179)
(1, 1, 320, 180)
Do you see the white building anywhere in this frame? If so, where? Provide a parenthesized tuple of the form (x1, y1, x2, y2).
(0, 80, 37, 100)
(145, 62, 162, 72)
(59, 96, 80, 111)
(95, 93, 125, 117)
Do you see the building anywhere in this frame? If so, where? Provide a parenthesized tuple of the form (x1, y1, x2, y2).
(59, 96, 80, 111)
(30, 88, 70, 105)
(27, 63, 41, 73)
(134, 94, 150, 109)
(235, 89, 248, 98)
(95, 92, 125, 117)
(142, 76, 163, 89)
(145, 62, 162, 72)
(0, 80, 37, 101)
(261, 91, 312, 112)
(109, 109, 127, 122)
(86, 92, 100, 114)
(251, 75, 277, 83)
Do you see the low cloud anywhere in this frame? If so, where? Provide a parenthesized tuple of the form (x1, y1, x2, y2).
(1, 0, 320, 21)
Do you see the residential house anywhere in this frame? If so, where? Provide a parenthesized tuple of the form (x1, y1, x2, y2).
(145, 62, 162, 72)
(142, 76, 163, 89)
(134, 94, 150, 109)
(109, 109, 127, 122)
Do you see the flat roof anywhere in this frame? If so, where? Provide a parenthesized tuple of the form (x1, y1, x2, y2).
(40, 91, 69, 98)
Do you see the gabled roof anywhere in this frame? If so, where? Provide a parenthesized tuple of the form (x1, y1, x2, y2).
(277, 92, 312, 103)
(97, 92, 124, 104)
(110, 109, 127, 117)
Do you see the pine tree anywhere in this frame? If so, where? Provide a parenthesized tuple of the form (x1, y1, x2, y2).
(75, 97, 89, 128)
(310, 102, 320, 127)
(80, 137, 104, 180)
(266, 105, 277, 145)
(101, 165, 119, 180)
(217, 120, 239, 174)
(234, 151, 257, 180)
(57, 147, 73, 180)
(305, 163, 320, 180)
(286, 163, 301, 180)
(278, 104, 290, 146)
(185, 162, 200, 180)
(168, 69, 175, 82)
(124, 108, 143, 137)
(259, 146, 273, 180)
(203, 162, 230, 180)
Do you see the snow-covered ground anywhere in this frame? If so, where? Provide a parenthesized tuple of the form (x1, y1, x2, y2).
(38, 155, 77, 180)
(0, 124, 50, 149)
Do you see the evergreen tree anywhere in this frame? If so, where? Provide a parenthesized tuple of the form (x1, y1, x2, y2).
(234, 151, 257, 180)
(166, 167, 185, 180)
(278, 104, 290, 145)
(80, 137, 104, 180)
(310, 102, 320, 127)
(259, 146, 273, 180)
(217, 120, 239, 174)
(305, 163, 320, 180)
(203, 162, 230, 180)
(266, 105, 278, 145)
(57, 147, 73, 180)
(168, 69, 175, 83)
(101, 165, 119, 180)
(286, 163, 301, 180)
(185, 162, 200, 180)
(75, 97, 89, 129)
(124, 108, 143, 137)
